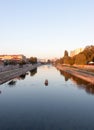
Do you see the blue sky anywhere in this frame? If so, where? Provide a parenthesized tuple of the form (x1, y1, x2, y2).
(0, 0, 94, 58)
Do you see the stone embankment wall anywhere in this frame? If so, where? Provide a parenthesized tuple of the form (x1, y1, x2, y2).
(73, 64, 94, 71)
(0, 64, 20, 72)
(0, 63, 41, 84)
(56, 64, 94, 84)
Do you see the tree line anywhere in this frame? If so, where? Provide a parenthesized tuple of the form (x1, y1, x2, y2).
(4, 57, 38, 66)
(56, 45, 94, 65)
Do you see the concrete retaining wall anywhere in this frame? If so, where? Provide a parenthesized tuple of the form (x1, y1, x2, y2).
(0, 63, 41, 84)
(56, 64, 94, 84)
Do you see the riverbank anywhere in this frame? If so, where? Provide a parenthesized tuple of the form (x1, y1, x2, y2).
(0, 63, 41, 84)
(56, 64, 94, 84)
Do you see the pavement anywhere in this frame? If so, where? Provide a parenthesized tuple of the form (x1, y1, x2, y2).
(57, 64, 94, 84)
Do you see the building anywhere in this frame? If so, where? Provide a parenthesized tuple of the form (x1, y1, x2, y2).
(0, 55, 26, 62)
(70, 48, 84, 57)
(38, 59, 48, 63)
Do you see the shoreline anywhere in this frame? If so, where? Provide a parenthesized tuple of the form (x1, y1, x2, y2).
(56, 64, 94, 85)
(0, 63, 41, 85)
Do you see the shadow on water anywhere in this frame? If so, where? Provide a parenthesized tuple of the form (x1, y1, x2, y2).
(60, 70, 94, 95)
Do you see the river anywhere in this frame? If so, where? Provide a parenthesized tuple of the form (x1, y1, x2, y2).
(0, 65, 94, 130)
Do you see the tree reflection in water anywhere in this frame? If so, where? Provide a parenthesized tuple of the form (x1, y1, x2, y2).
(7, 73, 27, 87)
(7, 69, 37, 88)
(60, 70, 94, 95)
(19, 74, 27, 80)
(30, 68, 37, 76)
(60, 70, 71, 81)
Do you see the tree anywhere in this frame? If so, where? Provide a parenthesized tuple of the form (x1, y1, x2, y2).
(63, 50, 74, 65)
(64, 50, 68, 57)
(75, 53, 86, 65)
(63, 56, 71, 65)
(56, 45, 94, 65)
(29, 57, 37, 64)
(59, 58, 64, 64)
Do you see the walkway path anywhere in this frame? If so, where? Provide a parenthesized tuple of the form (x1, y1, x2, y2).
(56, 64, 94, 84)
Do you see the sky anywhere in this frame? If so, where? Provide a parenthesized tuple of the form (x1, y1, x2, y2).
(0, 0, 94, 59)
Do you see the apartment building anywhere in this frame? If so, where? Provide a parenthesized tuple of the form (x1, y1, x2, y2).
(0, 55, 26, 62)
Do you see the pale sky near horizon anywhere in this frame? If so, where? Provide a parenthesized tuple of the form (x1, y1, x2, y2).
(0, 0, 94, 59)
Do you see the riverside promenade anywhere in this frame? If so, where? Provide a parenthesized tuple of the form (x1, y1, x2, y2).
(0, 63, 41, 84)
(56, 64, 94, 84)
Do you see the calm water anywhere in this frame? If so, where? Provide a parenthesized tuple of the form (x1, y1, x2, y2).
(0, 65, 94, 130)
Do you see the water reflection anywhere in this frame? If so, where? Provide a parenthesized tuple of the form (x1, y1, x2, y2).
(8, 73, 27, 87)
(30, 68, 37, 76)
(60, 70, 94, 95)
(7, 69, 37, 88)
(42, 64, 51, 69)
(60, 70, 71, 81)
(0, 65, 94, 130)
(8, 80, 17, 86)
(19, 74, 26, 80)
